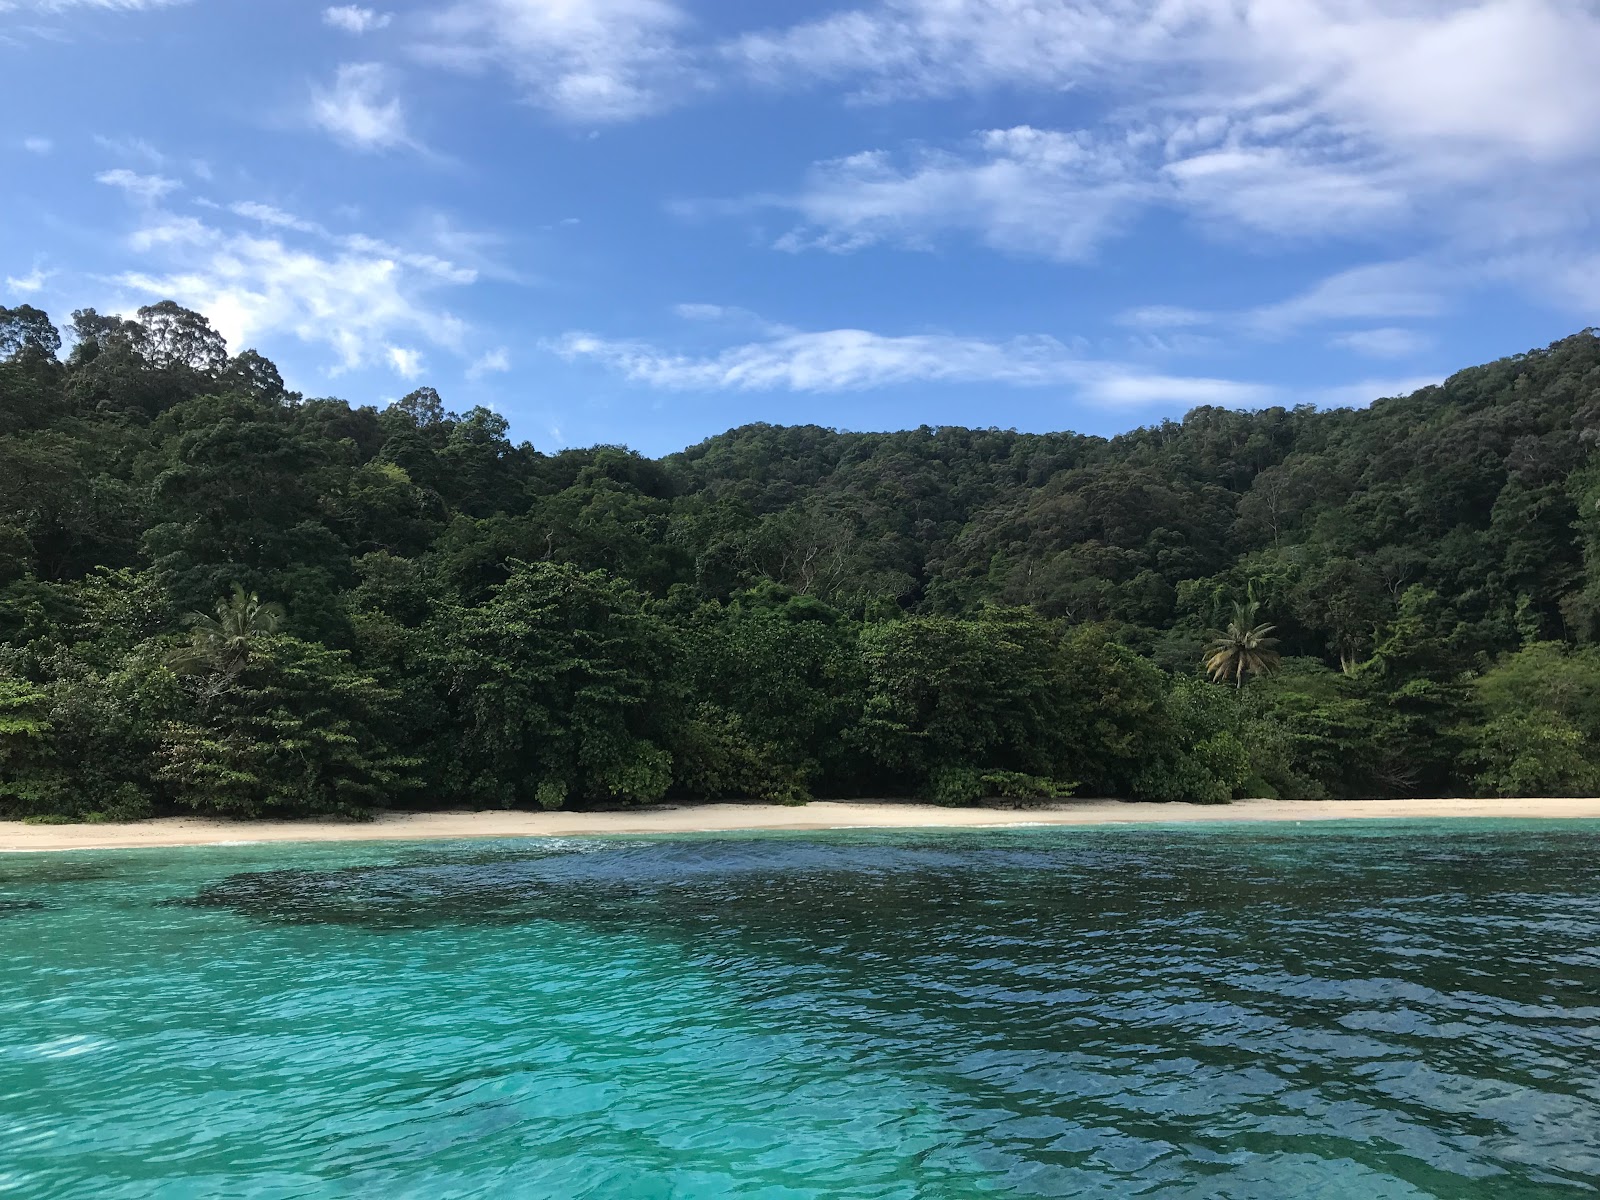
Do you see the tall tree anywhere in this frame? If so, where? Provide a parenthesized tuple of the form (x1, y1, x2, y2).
(167, 584, 285, 677)
(1204, 600, 1281, 687)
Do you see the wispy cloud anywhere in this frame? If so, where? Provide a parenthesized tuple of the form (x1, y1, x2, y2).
(672, 302, 737, 322)
(96, 168, 182, 202)
(414, 0, 700, 123)
(467, 346, 510, 378)
(323, 5, 391, 34)
(705, 0, 1600, 319)
(14, 0, 189, 11)
(224, 199, 488, 285)
(229, 201, 323, 235)
(5, 265, 54, 295)
(555, 321, 1273, 408)
(386, 345, 425, 378)
(1244, 262, 1448, 337)
(310, 62, 413, 151)
(93, 134, 167, 166)
(728, 0, 1600, 167)
(557, 314, 1446, 414)
(1113, 261, 1449, 354)
(1328, 327, 1434, 359)
(1116, 306, 1211, 332)
(765, 127, 1148, 261)
(99, 189, 477, 377)
(1309, 376, 1444, 408)
(21, 136, 53, 155)
(670, 301, 789, 335)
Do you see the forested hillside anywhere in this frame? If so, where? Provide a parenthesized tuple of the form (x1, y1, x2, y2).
(4, 300, 1600, 819)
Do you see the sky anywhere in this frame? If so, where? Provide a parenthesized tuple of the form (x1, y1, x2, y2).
(4, 0, 1600, 456)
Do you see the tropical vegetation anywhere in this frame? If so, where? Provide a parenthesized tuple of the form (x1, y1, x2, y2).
(3, 299, 1600, 819)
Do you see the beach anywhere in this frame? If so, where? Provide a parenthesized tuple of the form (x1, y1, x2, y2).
(4, 796, 1599, 852)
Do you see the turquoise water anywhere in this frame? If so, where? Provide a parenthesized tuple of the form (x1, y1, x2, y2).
(3, 823, 1600, 1198)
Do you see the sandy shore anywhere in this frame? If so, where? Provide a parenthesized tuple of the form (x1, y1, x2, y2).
(3, 797, 1599, 852)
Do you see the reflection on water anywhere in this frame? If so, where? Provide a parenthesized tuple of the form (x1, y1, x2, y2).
(3, 823, 1599, 1197)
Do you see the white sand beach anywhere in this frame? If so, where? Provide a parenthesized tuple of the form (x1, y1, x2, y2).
(4, 796, 1599, 852)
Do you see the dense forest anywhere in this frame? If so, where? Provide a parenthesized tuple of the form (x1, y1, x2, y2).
(2, 300, 1599, 820)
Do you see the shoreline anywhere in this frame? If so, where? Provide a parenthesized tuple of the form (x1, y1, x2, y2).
(4, 797, 1600, 853)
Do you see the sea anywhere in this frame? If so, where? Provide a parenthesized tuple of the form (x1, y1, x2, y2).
(3, 821, 1598, 1197)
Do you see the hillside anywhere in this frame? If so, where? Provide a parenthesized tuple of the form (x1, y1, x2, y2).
(3, 301, 1599, 817)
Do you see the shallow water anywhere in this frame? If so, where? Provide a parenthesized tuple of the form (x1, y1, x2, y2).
(3, 821, 1599, 1198)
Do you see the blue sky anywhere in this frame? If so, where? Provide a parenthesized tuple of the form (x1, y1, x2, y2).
(5, 0, 1599, 456)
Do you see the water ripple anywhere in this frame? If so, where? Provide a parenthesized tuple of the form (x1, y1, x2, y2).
(3, 824, 1600, 1197)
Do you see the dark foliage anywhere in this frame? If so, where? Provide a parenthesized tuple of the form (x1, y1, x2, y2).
(4, 301, 1599, 816)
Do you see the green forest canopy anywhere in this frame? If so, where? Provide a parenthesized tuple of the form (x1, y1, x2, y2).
(4, 300, 1600, 819)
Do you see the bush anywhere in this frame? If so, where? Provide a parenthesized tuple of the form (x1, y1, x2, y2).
(1466, 711, 1600, 797)
(668, 703, 811, 804)
(1130, 677, 1251, 803)
(928, 768, 1075, 807)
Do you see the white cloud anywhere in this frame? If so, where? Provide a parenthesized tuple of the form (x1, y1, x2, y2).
(323, 5, 391, 34)
(1079, 371, 1277, 409)
(670, 302, 789, 335)
(1309, 375, 1444, 408)
(1115, 306, 1210, 331)
(224, 199, 488, 285)
(1161, 146, 1411, 238)
(730, 0, 1600, 166)
(310, 62, 412, 151)
(750, 121, 1416, 260)
(230, 201, 323, 235)
(713, 1, 1600, 311)
(106, 200, 473, 375)
(555, 328, 1057, 391)
(1114, 261, 1450, 346)
(1329, 327, 1434, 359)
(727, 0, 1128, 97)
(93, 134, 167, 166)
(16, 0, 188, 10)
(386, 345, 425, 378)
(5, 266, 53, 294)
(22, 136, 52, 154)
(771, 127, 1148, 261)
(672, 302, 735, 321)
(555, 322, 1271, 407)
(96, 168, 182, 202)
(415, 0, 698, 122)
(467, 346, 511, 378)
(1245, 261, 1447, 336)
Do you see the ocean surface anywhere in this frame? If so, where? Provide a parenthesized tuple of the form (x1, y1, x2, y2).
(3, 822, 1599, 1198)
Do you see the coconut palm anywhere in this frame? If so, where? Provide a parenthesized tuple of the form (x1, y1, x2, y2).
(168, 584, 284, 676)
(1204, 600, 1281, 687)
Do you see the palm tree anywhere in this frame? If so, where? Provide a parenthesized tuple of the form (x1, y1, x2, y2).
(168, 584, 284, 676)
(1204, 600, 1281, 688)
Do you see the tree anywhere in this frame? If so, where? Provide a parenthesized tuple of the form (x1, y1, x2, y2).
(0, 645, 180, 820)
(0, 305, 61, 362)
(134, 300, 229, 374)
(1204, 600, 1281, 687)
(1131, 675, 1252, 803)
(391, 386, 449, 428)
(426, 561, 676, 809)
(225, 349, 290, 403)
(160, 633, 418, 816)
(4, 298, 1600, 820)
(670, 588, 864, 798)
(66, 308, 142, 366)
(0, 676, 50, 814)
(167, 584, 285, 678)
(854, 609, 1076, 798)
(1466, 711, 1600, 797)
